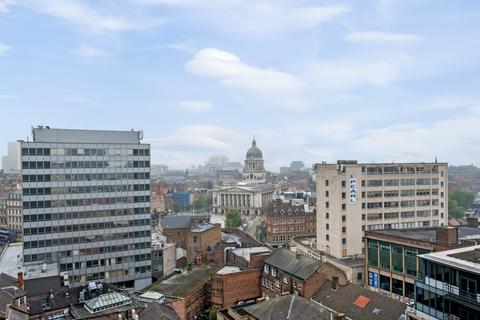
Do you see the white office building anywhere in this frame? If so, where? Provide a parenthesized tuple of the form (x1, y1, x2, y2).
(315, 160, 448, 259)
(21, 127, 152, 289)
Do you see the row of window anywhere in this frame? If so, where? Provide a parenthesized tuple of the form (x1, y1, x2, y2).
(363, 166, 442, 174)
(24, 207, 150, 222)
(367, 189, 441, 198)
(363, 210, 441, 220)
(22, 172, 150, 182)
(23, 230, 151, 249)
(366, 178, 440, 187)
(59, 254, 151, 272)
(327, 178, 443, 188)
(24, 218, 150, 235)
(363, 200, 440, 209)
(270, 217, 314, 225)
(367, 220, 439, 231)
(22, 147, 149, 157)
(272, 225, 306, 233)
(23, 195, 150, 209)
(57, 242, 150, 258)
(22, 160, 150, 170)
(367, 240, 428, 276)
(23, 184, 150, 196)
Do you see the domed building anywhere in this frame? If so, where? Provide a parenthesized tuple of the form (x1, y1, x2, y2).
(211, 138, 273, 216)
(243, 138, 266, 183)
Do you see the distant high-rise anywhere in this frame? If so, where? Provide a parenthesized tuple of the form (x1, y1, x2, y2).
(2, 141, 20, 173)
(21, 127, 152, 289)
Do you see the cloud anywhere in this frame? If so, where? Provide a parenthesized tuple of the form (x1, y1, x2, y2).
(133, 1, 350, 34)
(76, 45, 110, 58)
(345, 31, 422, 44)
(0, 0, 14, 13)
(178, 100, 213, 112)
(29, 0, 162, 33)
(0, 43, 10, 55)
(186, 48, 304, 94)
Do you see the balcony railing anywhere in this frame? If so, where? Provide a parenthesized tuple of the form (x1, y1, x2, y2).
(421, 276, 480, 306)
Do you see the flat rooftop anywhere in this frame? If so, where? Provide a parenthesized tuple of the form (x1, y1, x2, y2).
(147, 266, 218, 297)
(231, 247, 271, 262)
(0, 243, 23, 277)
(29, 127, 142, 144)
(367, 226, 480, 244)
(420, 245, 480, 275)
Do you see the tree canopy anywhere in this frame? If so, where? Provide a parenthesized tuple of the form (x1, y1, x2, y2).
(448, 188, 475, 218)
(225, 208, 242, 228)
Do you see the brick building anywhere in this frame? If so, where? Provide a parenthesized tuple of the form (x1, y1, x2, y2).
(211, 266, 262, 309)
(149, 266, 218, 320)
(266, 202, 316, 245)
(162, 216, 221, 264)
(261, 248, 326, 299)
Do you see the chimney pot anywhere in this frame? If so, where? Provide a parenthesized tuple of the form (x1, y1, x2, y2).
(17, 272, 24, 290)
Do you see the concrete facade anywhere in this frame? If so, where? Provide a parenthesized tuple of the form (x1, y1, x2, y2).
(20, 127, 152, 289)
(315, 160, 448, 258)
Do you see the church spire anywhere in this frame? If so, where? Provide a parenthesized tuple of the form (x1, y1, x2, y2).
(252, 136, 256, 147)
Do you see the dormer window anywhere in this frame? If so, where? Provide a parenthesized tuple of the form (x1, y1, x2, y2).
(264, 265, 269, 274)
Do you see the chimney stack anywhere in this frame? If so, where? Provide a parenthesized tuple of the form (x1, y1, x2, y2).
(436, 227, 458, 245)
(467, 217, 479, 227)
(17, 272, 24, 290)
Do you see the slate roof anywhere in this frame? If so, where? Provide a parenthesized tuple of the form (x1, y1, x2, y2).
(264, 248, 322, 280)
(312, 281, 406, 320)
(270, 204, 307, 216)
(162, 216, 193, 229)
(0, 273, 17, 288)
(243, 294, 333, 320)
(138, 302, 180, 320)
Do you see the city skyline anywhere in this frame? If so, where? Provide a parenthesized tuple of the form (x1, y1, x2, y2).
(1, 1, 480, 169)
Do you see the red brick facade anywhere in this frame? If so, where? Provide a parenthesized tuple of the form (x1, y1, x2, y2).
(212, 268, 262, 308)
(164, 224, 221, 263)
(266, 206, 316, 244)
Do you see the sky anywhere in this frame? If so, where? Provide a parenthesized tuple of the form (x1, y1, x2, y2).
(1, 0, 480, 170)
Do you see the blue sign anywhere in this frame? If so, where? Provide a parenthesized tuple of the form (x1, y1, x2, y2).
(368, 271, 379, 288)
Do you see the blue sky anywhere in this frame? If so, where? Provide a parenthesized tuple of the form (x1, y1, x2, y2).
(1, 0, 480, 170)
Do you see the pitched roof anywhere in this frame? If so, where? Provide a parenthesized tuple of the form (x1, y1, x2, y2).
(312, 281, 406, 320)
(265, 248, 322, 280)
(243, 294, 333, 320)
(0, 273, 17, 288)
(138, 302, 180, 320)
(162, 216, 193, 229)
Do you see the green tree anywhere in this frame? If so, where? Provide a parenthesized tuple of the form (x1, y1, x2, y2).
(448, 199, 464, 218)
(225, 208, 242, 228)
(448, 189, 475, 218)
(450, 189, 475, 209)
